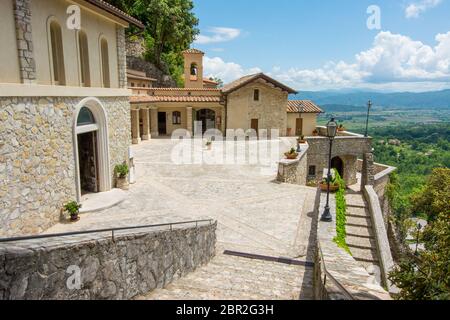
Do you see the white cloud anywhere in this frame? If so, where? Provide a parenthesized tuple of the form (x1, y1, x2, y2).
(194, 27, 241, 45)
(269, 31, 450, 90)
(405, 0, 442, 18)
(203, 31, 450, 91)
(203, 56, 261, 83)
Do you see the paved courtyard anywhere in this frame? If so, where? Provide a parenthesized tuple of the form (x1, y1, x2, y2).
(46, 138, 318, 299)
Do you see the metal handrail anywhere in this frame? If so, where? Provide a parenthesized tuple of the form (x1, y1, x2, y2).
(0, 219, 215, 243)
(318, 243, 355, 300)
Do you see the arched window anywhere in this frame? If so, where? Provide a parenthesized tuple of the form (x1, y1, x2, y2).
(77, 107, 96, 126)
(100, 38, 110, 88)
(78, 31, 90, 87)
(49, 21, 65, 85)
(173, 111, 182, 125)
(190, 63, 198, 77)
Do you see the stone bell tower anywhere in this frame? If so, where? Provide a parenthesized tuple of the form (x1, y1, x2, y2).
(182, 48, 204, 88)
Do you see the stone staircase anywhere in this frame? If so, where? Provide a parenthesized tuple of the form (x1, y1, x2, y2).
(345, 193, 382, 285)
(138, 250, 314, 300)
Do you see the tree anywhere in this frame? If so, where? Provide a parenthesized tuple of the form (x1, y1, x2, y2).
(106, 0, 199, 84)
(209, 77, 224, 88)
(389, 169, 450, 300)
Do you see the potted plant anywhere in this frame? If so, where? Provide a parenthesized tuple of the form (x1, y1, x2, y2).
(206, 140, 212, 150)
(297, 135, 306, 144)
(338, 124, 346, 132)
(284, 147, 299, 160)
(312, 129, 319, 136)
(319, 175, 340, 192)
(64, 201, 82, 222)
(114, 163, 129, 190)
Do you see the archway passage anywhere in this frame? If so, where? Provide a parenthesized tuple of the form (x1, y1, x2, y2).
(78, 131, 99, 194)
(196, 109, 216, 133)
(331, 156, 344, 179)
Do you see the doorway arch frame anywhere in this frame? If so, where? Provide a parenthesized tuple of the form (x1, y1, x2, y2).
(73, 97, 111, 202)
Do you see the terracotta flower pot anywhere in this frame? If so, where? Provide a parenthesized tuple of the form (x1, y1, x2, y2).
(70, 213, 80, 222)
(320, 182, 340, 192)
(116, 177, 129, 190)
(285, 153, 298, 160)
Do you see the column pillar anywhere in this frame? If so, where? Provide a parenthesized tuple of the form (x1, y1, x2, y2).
(150, 108, 159, 137)
(186, 107, 193, 136)
(13, 0, 36, 84)
(361, 152, 375, 189)
(141, 109, 150, 140)
(221, 108, 226, 133)
(131, 109, 141, 144)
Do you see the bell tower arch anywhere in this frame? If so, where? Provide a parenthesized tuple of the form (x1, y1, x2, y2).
(183, 48, 204, 88)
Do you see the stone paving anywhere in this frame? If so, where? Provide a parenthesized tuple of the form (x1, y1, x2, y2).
(46, 138, 318, 300)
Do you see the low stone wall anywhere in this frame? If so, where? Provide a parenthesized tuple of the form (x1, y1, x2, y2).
(0, 222, 217, 300)
(363, 186, 395, 291)
(313, 192, 391, 300)
(277, 144, 308, 185)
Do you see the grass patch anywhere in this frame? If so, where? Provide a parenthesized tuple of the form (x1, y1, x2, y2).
(332, 170, 352, 255)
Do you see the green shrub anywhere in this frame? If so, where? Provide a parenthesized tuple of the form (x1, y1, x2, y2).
(64, 201, 82, 215)
(333, 169, 351, 255)
(114, 163, 129, 179)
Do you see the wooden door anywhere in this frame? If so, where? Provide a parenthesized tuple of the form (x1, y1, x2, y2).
(296, 118, 303, 136)
(251, 119, 259, 135)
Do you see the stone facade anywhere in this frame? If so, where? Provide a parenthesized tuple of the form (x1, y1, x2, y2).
(13, 0, 36, 83)
(226, 81, 288, 137)
(0, 222, 217, 300)
(0, 96, 131, 237)
(306, 135, 372, 186)
(116, 26, 127, 89)
(127, 56, 177, 88)
(277, 144, 308, 185)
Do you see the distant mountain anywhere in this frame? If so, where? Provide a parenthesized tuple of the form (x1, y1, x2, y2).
(291, 89, 450, 109)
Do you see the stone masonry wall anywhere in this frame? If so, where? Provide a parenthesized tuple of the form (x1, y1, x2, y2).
(0, 96, 131, 236)
(0, 223, 217, 300)
(127, 56, 177, 88)
(306, 136, 372, 186)
(277, 144, 308, 185)
(13, 0, 36, 83)
(116, 26, 127, 89)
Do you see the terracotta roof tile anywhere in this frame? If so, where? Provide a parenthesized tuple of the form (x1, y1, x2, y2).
(222, 73, 297, 94)
(130, 95, 221, 104)
(287, 100, 323, 113)
(182, 48, 205, 55)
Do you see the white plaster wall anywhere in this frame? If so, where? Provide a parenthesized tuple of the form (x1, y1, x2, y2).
(31, 0, 119, 87)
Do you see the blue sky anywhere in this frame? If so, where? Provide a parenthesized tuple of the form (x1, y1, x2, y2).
(192, 0, 450, 92)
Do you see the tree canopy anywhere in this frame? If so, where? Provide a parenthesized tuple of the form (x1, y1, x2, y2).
(107, 0, 199, 85)
(389, 168, 450, 300)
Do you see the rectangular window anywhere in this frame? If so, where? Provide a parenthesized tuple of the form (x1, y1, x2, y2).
(308, 166, 316, 177)
(173, 111, 182, 125)
(254, 89, 260, 101)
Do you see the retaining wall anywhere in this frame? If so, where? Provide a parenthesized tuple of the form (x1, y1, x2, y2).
(0, 222, 217, 300)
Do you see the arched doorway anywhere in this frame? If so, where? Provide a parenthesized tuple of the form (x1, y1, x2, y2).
(73, 98, 111, 201)
(196, 109, 216, 133)
(331, 156, 344, 178)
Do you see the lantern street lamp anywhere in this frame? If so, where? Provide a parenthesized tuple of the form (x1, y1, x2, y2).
(321, 118, 338, 222)
(365, 100, 372, 137)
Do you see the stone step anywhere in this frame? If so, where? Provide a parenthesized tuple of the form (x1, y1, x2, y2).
(346, 207, 370, 218)
(350, 247, 379, 264)
(346, 234, 377, 249)
(346, 215, 372, 228)
(346, 225, 375, 238)
(345, 194, 367, 208)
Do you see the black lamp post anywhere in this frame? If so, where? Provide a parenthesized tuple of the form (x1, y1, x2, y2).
(365, 100, 372, 137)
(321, 118, 338, 222)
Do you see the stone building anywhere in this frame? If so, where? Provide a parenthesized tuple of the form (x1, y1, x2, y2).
(128, 48, 323, 140)
(0, 0, 143, 236)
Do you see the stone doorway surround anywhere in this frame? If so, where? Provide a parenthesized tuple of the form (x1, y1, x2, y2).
(73, 97, 111, 203)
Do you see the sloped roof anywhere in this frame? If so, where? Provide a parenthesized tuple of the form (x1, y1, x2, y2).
(182, 48, 205, 55)
(130, 95, 221, 104)
(222, 73, 297, 94)
(84, 0, 144, 28)
(287, 100, 323, 113)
